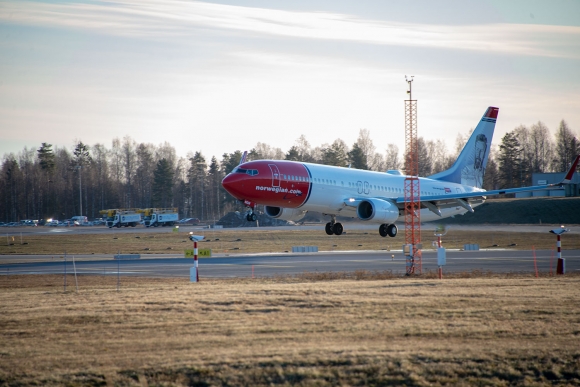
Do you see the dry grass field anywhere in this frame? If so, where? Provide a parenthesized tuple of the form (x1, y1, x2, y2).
(1, 227, 579, 256)
(1, 273, 579, 386)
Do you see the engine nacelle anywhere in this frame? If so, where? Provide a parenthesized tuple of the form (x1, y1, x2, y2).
(357, 198, 399, 224)
(264, 206, 307, 222)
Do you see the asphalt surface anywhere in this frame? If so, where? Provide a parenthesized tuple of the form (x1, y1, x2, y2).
(1, 249, 578, 278)
(4, 223, 579, 236)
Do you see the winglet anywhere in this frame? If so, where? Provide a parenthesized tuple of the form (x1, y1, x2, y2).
(560, 155, 580, 184)
(239, 151, 248, 165)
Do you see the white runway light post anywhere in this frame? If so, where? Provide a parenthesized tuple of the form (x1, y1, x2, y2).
(550, 226, 569, 275)
(189, 233, 204, 282)
(434, 225, 448, 279)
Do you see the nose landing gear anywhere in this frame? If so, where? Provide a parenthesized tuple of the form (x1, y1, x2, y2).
(243, 200, 257, 222)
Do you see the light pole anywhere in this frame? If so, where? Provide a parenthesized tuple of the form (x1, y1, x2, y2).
(197, 162, 205, 221)
(75, 165, 82, 217)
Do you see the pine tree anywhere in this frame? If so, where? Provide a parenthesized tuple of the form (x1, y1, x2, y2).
(285, 146, 301, 161)
(321, 139, 348, 167)
(37, 143, 55, 173)
(37, 143, 55, 218)
(347, 143, 368, 169)
(188, 152, 207, 220)
(497, 132, 521, 188)
(72, 141, 92, 169)
(152, 158, 174, 208)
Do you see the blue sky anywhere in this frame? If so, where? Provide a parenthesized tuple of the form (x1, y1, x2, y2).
(1, 0, 579, 161)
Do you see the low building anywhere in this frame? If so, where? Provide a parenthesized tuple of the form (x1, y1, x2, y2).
(515, 172, 580, 198)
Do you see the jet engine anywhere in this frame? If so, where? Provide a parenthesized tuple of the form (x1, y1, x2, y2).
(264, 206, 307, 222)
(356, 198, 399, 223)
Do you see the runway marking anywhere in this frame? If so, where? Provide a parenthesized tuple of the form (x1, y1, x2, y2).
(191, 263, 296, 268)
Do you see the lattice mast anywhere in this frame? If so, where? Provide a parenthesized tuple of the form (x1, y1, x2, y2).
(404, 76, 422, 274)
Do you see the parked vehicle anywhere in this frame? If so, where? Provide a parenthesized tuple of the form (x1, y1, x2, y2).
(59, 220, 79, 227)
(100, 209, 141, 228)
(140, 208, 179, 227)
(179, 218, 200, 225)
(71, 216, 88, 225)
(91, 219, 105, 226)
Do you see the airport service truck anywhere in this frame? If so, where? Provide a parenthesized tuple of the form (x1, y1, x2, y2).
(141, 208, 179, 227)
(100, 209, 141, 228)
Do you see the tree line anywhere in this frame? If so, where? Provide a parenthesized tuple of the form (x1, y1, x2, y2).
(1, 120, 578, 223)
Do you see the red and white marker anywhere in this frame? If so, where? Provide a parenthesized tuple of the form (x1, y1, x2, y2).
(189, 234, 204, 282)
(549, 227, 569, 275)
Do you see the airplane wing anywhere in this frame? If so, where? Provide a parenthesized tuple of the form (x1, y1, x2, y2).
(344, 155, 579, 217)
(395, 155, 580, 215)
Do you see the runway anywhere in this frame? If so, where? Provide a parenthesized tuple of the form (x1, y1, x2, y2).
(5, 223, 578, 236)
(1, 249, 578, 278)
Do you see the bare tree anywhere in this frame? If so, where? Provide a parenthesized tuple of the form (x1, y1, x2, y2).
(512, 125, 533, 186)
(121, 136, 137, 207)
(529, 121, 553, 173)
(553, 120, 579, 172)
(249, 142, 284, 161)
(355, 129, 377, 170)
(384, 144, 400, 171)
(295, 134, 314, 162)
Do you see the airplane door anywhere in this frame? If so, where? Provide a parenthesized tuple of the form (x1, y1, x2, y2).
(268, 164, 281, 188)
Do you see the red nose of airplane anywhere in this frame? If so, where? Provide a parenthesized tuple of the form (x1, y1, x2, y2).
(221, 173, 244, 200)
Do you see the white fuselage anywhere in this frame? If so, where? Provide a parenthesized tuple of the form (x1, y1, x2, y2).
(299, 163, 484, 222)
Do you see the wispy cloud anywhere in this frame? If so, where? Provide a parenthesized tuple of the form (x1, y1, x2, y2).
(2, 0, 579, 58)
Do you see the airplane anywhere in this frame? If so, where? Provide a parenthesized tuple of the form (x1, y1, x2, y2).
(222, 107, 580, 237)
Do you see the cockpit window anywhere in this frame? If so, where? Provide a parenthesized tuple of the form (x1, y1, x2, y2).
(233, 167, 259, 176)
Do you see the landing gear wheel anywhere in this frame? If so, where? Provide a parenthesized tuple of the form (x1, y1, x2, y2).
(325, 222, 334, 235)
(379, 224, 388, 237)
(387, 224, 398, 237)
(332, 222, 343, 235)
(246, 213, 257, 222)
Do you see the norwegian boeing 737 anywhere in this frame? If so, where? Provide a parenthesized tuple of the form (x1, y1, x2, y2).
(222, 107, 579, 237)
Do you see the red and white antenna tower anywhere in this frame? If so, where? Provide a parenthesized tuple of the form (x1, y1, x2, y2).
(404, 76, 422, 274)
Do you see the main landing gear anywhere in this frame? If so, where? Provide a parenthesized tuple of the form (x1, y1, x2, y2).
(324, 216, 397, 238)
(325, 216, 344, 235)
(379, 223, 398, 238)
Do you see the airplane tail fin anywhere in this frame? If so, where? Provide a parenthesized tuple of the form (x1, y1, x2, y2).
(429, 106, 499, 188)
(560, 155, 580, 184)
(239, 150, 248, 165)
